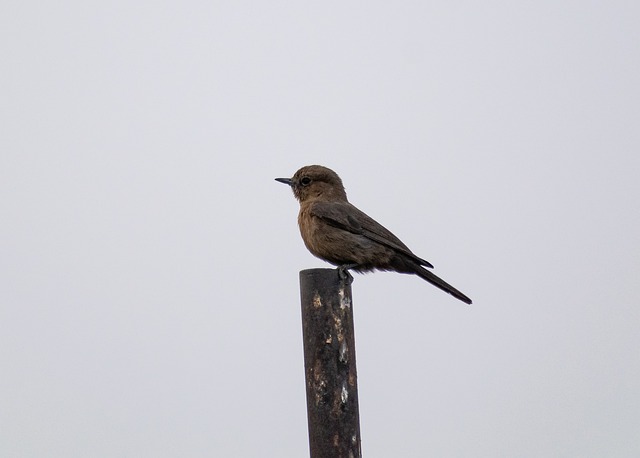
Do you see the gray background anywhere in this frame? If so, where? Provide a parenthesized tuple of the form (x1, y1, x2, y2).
(2, 2, 639, 457)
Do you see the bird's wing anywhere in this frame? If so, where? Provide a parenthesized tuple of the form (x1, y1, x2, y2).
(310, 201, 434, 268)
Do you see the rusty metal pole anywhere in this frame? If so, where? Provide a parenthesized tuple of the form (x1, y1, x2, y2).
(299, 268, 362, 458)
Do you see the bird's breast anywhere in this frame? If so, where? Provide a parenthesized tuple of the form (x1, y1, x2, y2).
(297, 206, 323, 254)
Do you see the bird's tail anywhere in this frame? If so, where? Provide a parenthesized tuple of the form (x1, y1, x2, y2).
(415, 266, 472, 305)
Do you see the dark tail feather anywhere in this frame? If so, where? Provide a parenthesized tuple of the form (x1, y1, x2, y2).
(415, 266, 472, 305)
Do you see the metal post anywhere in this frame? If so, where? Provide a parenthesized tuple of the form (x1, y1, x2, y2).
(299, 268, 362, 458)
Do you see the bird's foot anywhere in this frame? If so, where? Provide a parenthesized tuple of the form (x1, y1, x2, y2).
(337, 264, 357, 284)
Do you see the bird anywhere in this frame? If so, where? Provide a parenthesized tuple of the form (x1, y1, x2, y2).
(275, 165, 472, 304)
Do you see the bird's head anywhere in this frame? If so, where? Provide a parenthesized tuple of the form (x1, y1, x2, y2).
(275, 165, 348, 203)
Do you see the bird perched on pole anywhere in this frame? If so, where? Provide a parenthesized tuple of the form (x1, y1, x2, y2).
(275, 165, 472, 305)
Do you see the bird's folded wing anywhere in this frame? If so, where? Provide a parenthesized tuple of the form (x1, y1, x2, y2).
(310, 201, 434, 268)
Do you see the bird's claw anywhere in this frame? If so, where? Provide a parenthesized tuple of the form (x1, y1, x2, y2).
(338, 265, 355, 284)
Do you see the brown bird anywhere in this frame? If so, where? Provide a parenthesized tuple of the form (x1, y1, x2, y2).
(275, 165, 472, 304)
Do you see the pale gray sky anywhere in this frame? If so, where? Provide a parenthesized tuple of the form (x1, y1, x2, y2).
(2, 1, 639, 457)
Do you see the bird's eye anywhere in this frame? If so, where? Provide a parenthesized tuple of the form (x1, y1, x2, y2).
(300, 176, 311, 186)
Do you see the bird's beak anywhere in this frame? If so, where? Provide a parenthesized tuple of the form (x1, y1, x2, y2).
(275, 177, 293, 186)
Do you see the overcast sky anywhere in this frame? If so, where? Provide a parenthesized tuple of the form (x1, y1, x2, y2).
(2, 2, 639, 457)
